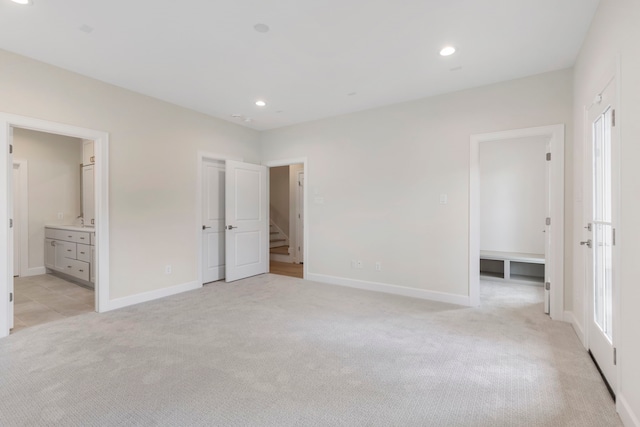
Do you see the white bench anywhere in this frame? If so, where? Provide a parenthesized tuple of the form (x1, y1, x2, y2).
(480, 250, 545, 284)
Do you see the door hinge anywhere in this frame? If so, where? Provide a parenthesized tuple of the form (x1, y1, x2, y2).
(9, 144, 13, 154)
(546, 217, 551, 226)
(545, 282, 550, 291)
(612, 109, 616, 127)
(9, 292, 13, 303)
(614, 347, 617, 365)
(546, 152, 551, 161)
(613, 228, 616, 246)
(9, 218, 13, 228)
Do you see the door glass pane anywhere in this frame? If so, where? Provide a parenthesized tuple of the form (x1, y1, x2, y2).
(592, 109, 613, 342)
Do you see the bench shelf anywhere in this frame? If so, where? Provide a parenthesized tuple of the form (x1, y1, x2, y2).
(480, 251, 545, 285)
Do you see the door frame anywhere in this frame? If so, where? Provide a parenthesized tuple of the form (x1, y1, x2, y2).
(294, 169, 304, 264)
(0, 113, 110, 338)
(469, 124, 565, 320)
(12, 160, 28, 278)
(195, 151, 242, 286)
(263, 158, 308, 279)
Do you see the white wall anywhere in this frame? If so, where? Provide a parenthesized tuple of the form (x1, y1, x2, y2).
(269, 166, 290, 235)
(480, 136, 547, 254)
(261, 69, 573, 302)
(0, 49, 261, 300)
(13, 129, 82, 271)
(573, 0, 640, 424)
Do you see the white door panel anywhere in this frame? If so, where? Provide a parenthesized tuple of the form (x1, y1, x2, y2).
(585, 78, 617, 392)
(202, 159, 225, 283)
(225, 160, 267, 282)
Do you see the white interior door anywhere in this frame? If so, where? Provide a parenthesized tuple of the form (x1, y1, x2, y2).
(201, 159, 225, 283)
(12, 164, 19, 277)
(225, 160, 268, 282)
(584, 78, 617, 392)
(543, 140, 551, 314)
(296, 171, 304, 264)
(7, 130, 14, 330)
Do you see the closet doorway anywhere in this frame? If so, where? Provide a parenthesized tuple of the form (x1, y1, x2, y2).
(469, 125, 565, 320)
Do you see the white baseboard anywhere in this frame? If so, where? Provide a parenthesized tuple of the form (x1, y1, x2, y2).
(564, 310, 586, 348)
(105, 280, 201, 312)
(306, 273, 470, 306)
(619, 393, 640, 427)
(23, 267, 46, 277)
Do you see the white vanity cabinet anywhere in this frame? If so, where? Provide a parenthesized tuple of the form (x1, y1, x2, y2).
(45, 226, 95, 286)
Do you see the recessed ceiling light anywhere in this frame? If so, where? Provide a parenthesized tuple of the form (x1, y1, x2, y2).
(11, 0, 31, 4)
(255, 100, 267, 107)
(440, 46, 456, 56)
(254, 23, 270, 33)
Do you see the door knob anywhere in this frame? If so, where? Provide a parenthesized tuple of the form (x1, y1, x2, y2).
(202, 225, 211, 230)
(580, 239, 592, 248)
(226, 225, 237, 230)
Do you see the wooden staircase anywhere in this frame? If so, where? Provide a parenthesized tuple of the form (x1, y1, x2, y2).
(269, 221, 290, 260)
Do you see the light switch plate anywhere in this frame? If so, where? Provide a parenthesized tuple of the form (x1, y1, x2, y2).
(439, 194, 448, 204)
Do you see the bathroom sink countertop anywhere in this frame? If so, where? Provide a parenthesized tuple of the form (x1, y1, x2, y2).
(45, 224, 95, 232)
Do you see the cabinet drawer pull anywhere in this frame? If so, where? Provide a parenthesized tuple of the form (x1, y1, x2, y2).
(79, 269, 84, 272)
(67, 249, 72, 252)
(80, 251, 85, 255)
(68, 235, 72, 238)
(80, 237, 85, 240)
(67, 266, 72, 269)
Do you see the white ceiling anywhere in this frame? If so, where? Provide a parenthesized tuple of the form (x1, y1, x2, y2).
(0, 0, 599, 131)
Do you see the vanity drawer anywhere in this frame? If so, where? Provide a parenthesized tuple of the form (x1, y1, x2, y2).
(54, 229, 91, 244)
(62, 258, 90, 282)
(77, 244, 91, 262)
(59, 241, 77, 259)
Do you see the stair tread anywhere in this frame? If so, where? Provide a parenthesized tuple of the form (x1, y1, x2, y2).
(270, 238, 286, 242)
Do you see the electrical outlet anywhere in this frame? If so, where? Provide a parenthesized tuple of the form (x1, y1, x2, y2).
(356, 260, 363, 269)
(165, 265, 172, 275)
(375, 262, 382, 271)
(57, 212, 64, 220)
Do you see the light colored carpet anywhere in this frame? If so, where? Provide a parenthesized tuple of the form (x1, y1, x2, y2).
(0, 275, 621, 426)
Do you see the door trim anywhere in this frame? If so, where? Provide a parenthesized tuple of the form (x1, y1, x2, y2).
(196, 151, 242, 286)
(469, 124, 565, 320)
(0, 113, 110, 337)
(12, 160, 28, 278)
(263, 158, 308, 279)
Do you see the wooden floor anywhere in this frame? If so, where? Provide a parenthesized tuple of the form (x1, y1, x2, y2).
(270, 261, 303, 278)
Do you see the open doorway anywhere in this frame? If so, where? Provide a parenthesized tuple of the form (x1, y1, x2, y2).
(268, 164, 304, 279)
(10, 128, 96, 333)
(478, 136, 548, 310)
(0, 113, 109, 337)
(469, 125, 565, 320)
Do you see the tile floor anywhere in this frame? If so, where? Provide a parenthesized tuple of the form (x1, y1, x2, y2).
(12, 274, 94, 334)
